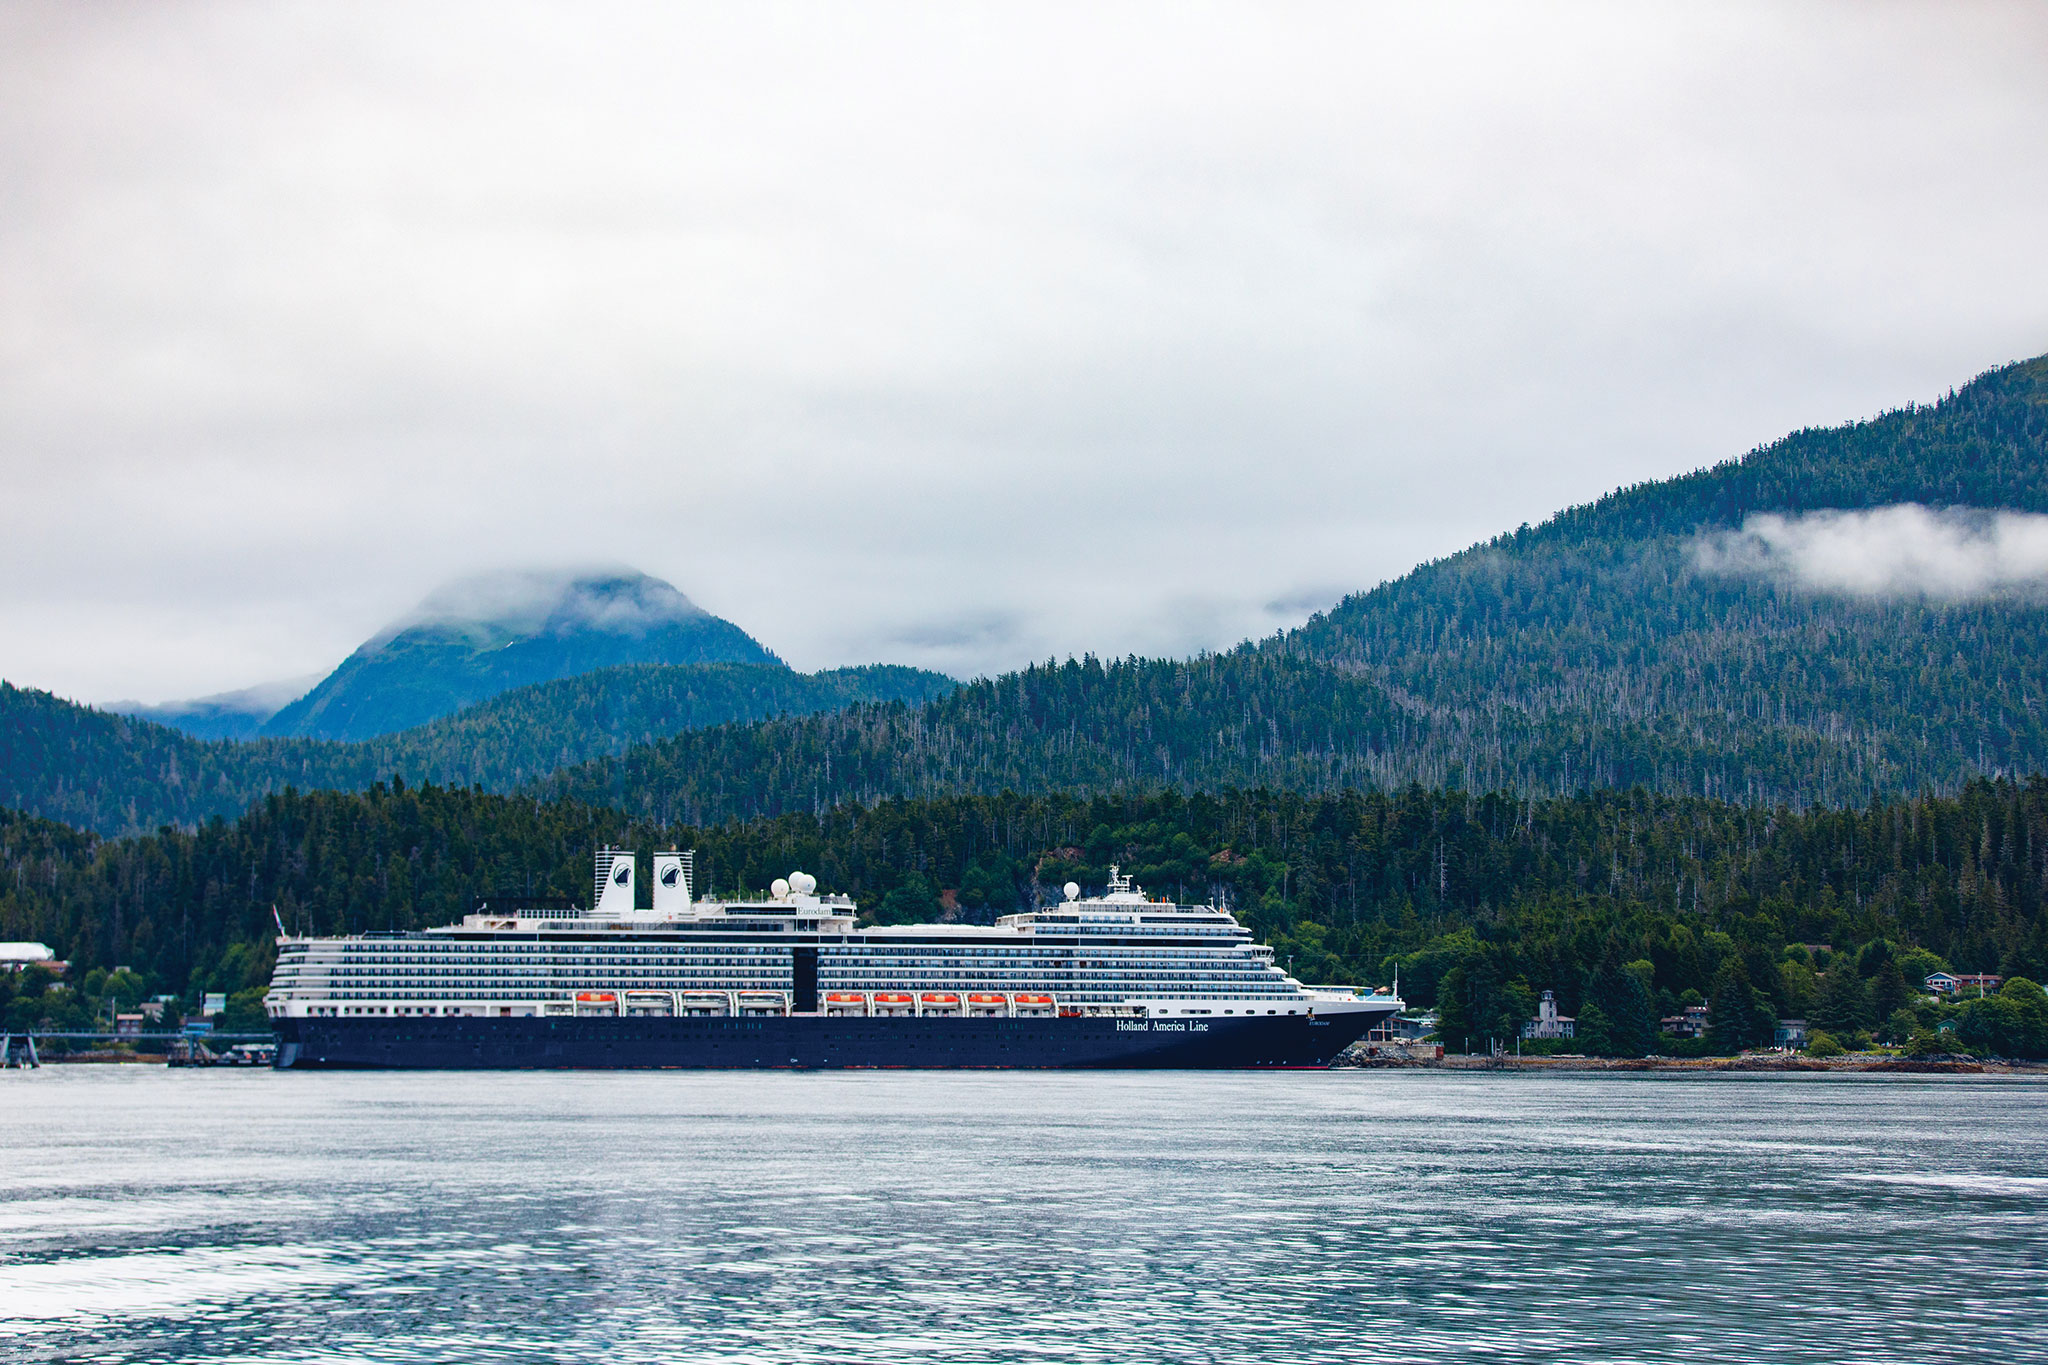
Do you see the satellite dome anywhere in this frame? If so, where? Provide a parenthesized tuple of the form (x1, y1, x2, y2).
(1063, 881, 1080, 901)
(771, 878, 791, 899)
(790, 871, 817, 896)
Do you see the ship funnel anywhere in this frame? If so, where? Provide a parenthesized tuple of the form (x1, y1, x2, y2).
(653, 851, 694, 916)
(594, 847, 636, 919)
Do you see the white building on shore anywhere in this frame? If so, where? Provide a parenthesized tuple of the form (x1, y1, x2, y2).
(1522, 989, 1575, 1040)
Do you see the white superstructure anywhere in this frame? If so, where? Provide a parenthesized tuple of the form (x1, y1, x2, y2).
(266, 853, 1396, 1023)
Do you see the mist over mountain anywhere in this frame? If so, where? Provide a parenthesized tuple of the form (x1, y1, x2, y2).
(108, 674, 323, 741)
(260, 569, 781, 742)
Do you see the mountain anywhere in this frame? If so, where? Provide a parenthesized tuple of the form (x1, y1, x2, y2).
(261, 569, 780, 741)
(108, 675, 322, 741)
(8, 351, 2048, 833)
(536, 351, 2048, 822)
(0, 661, 955, 836)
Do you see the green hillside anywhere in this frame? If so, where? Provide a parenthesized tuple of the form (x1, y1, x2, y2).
(1293, 352, 2048, 803)
(538, 353, 2048, 820)
(7, 778, 2045, 1055)
(0, 662, 956, 836)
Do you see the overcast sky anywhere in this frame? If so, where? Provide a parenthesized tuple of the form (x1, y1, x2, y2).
(3, 2, 2046, 705)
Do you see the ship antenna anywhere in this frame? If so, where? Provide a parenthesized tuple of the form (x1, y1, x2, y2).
(272, 904, 288, 939)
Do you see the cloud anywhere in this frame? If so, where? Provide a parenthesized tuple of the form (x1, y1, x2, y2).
(881, 612, 1025, 652)
(2, 5, 2047, 702)
(397, 567, 703, 642)
(1696, 505, 2048, 600)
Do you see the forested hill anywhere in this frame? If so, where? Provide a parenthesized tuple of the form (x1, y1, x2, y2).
(1291, 352, 2048, 804)
(0, 662, 955, 836)
(261, 569, 782, 741)
(7, 778, 2046, 1056)
(540, 352, 2048, 821)
(9, 351, 2047, 831)
(1536, 353, 2048, 543)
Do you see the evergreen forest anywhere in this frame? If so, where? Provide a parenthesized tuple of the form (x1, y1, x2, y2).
(5, 776, 2045, 1056)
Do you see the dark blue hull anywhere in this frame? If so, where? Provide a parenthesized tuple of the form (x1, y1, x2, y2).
(273, 1009, 1387, 1070)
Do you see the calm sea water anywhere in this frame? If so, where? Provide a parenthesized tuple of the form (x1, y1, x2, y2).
(2, 1068, 2043, 1364)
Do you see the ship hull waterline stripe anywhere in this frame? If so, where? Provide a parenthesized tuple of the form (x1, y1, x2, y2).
(272, 1009, 1388, 1070)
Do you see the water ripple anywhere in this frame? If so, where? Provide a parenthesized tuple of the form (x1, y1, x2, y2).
(1, 1069, 2043, 1363)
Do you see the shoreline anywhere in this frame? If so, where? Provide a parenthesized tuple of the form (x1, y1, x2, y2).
(1341, 1050, 2043, 1075)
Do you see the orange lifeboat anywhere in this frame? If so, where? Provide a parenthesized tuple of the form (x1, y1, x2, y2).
(873, 992, 914, 1005)
(966, 994, 1007, 1006)
(574, 992, 616, 1004)
(1012, 994, 1054, 1007)
(824, 993, 868, 1004)
(919, 993, 961, 1006)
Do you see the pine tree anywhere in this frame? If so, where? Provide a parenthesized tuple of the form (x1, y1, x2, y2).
(1575, 1001, 1614, 1056)
(1812, 969, 1872, 1035)
(1587, 960, 1658, 1057)
(1709, 960, 1773, 1052)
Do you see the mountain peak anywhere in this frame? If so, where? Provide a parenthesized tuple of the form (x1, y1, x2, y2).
(262, 567, 779, 741)
(387, 568, 708, 647)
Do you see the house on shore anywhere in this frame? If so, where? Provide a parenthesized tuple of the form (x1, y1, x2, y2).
(1926, 972, 2003, 997)
(1661, 1004, 1710, 1038)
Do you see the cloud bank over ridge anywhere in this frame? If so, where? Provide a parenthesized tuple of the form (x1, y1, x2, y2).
(1697, 505, 2048, 600)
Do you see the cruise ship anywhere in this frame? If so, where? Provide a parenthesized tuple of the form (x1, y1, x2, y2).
(265, 850, 1400, 1069)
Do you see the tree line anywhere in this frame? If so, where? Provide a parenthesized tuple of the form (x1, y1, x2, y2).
(6, 776, 2047, 1054)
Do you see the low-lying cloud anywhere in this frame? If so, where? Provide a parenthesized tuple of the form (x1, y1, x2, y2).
(396, 567, 704, 642)
(1696, 505, 2048, 599)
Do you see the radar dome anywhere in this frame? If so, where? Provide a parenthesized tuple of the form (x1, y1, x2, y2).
(790, 871, 817, 895)
(1063, 881, 1080, 901)
(771, 878, 790, 899)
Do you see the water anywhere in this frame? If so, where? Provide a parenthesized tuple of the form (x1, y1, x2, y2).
(2, 1069, 2044, 1364)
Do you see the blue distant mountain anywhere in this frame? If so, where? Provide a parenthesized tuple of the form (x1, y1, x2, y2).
(109, 674, 323, 741)
(258, 569, 782, 742)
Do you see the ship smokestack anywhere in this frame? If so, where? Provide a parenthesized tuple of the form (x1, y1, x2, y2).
(652, 851, 694, 917)
(594, 847, 636, 920)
